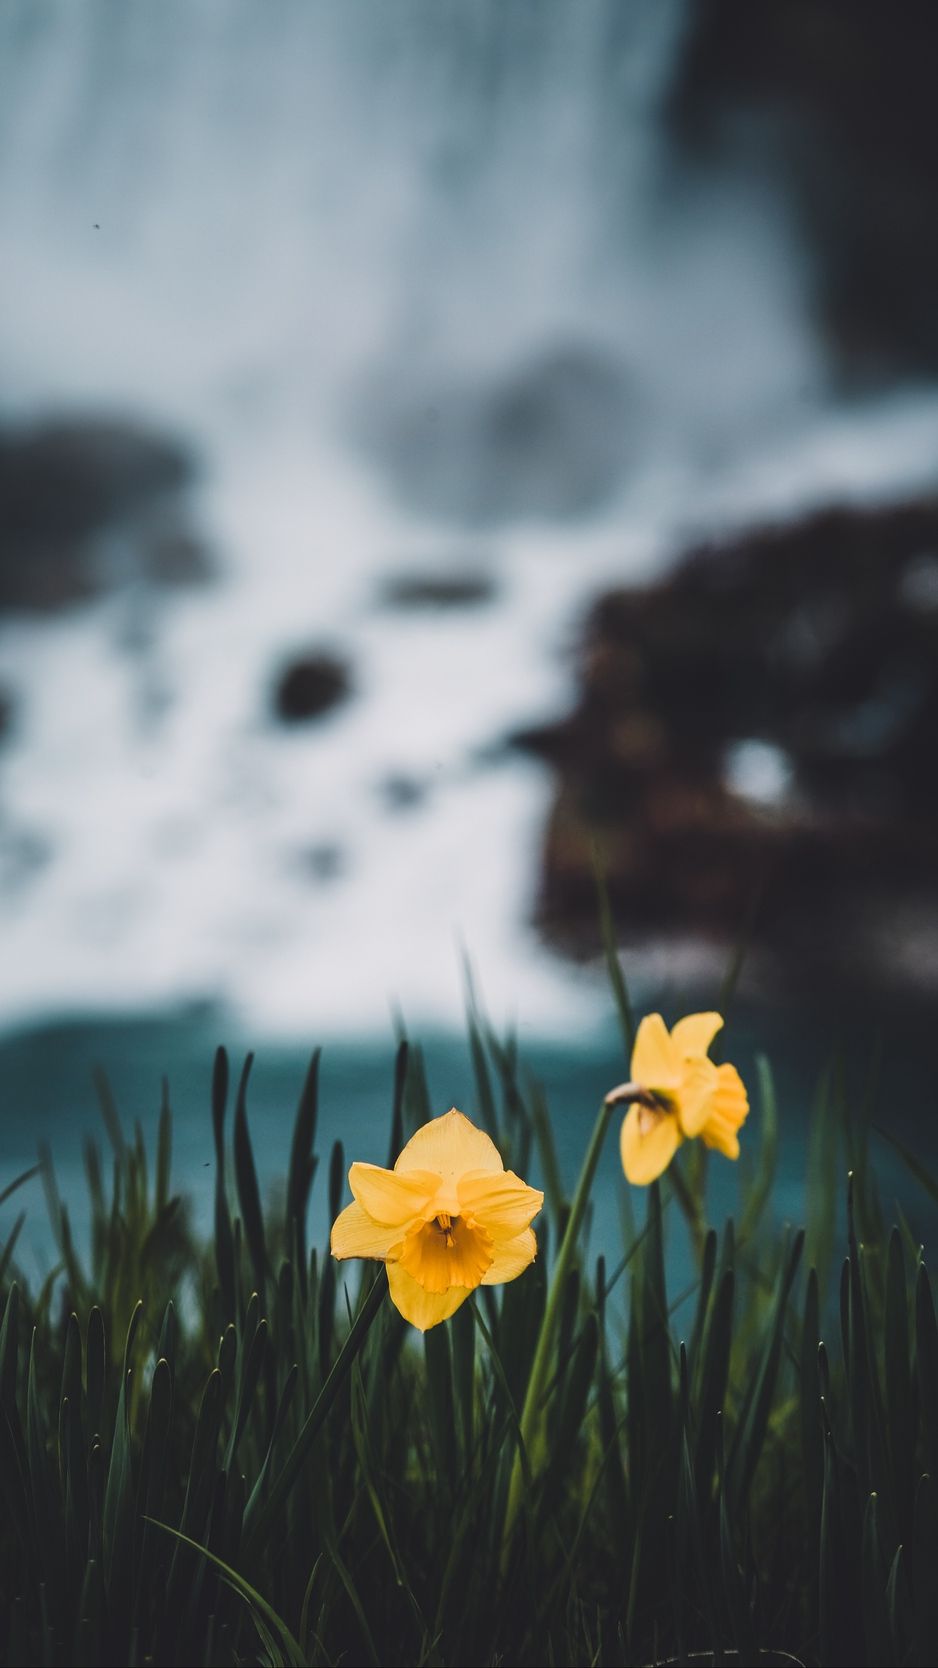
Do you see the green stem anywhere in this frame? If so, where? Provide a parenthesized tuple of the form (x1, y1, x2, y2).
(667, 1150, 708, 1263)
(502, 1093, 618, 1556)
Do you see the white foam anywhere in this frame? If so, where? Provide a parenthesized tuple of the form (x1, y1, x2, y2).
(0, 1, 936, 1040)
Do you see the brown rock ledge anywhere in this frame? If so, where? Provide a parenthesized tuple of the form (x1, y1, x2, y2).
(513, 498, 938, 993)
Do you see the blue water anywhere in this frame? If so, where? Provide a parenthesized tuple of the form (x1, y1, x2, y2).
(3, 996, 934, 1310)
(1, 1, 937, 1312)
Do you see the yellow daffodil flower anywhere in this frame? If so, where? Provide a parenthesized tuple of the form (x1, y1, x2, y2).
(608, 1012, 748, 1185)
(330, 1107, 544, 1330)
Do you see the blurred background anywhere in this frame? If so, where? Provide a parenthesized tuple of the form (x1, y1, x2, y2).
(2, 0, 938, 1270)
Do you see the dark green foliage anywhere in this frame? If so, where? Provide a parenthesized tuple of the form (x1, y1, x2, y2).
(0, 1026, 936, 1667)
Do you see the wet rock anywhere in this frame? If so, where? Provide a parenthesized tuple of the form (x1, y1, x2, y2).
(361, 342, 630, 525)
(377, 772, 426, 812)
(514, 497, 938, 991)
(301, 842, 345, 883)
(378, 571, 497, 610)
(0, 415, 196, 612)
(0, 826, 52, 892)
(668, 1, 938, 376)
(140, 526, 212, 587)
(273, 651, 352, 725)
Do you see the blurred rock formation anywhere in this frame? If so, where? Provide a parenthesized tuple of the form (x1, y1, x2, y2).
(272, 651, 352, 725)
(0, 416, 206, 613)
(358, 342, 631, 524)
(668, 0, 938, 377)
(514, 498, 938, 992)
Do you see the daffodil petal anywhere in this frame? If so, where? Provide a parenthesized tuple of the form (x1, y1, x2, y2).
(394, 1108, 503, 1182)
(700, 1063, 749, 1158)
(675, 1056, 720, 1137)
(386, 1261, 473, 1331)
(330, 1201, 405, 1261)
(704, 1127, 740, 1159)
(670, 1011, 724, 1061)
(481, 1227, 537, 1285)
(348, 1162, 441, 1225)
(630, 1013, 682, 1092)
(458, 1169, 544, 1240)
(620, 1103, 681, 1185)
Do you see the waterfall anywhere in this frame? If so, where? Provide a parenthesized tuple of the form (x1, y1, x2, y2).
(0, 0, 936, 1037)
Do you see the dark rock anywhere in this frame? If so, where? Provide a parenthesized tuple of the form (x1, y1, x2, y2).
(0, 826, 51, 891)
(301, 842, 346, 883)
(140, 527, 212, 587)
(273, 651, 352, 725)
(0, 416, 195, 612)
(668, 1, 938, 377)
(378, 571, 497, 611)
(360, 342, 630, 525)
(377, 772, 426, 812)
(514, 497, 938, 991)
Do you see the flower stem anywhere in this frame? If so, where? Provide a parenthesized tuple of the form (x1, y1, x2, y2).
(502, 1091, 618, 1557)
(667, 1150, 708, 1262)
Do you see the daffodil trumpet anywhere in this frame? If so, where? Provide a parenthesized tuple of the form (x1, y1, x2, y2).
(330, 1107, 543, 1332)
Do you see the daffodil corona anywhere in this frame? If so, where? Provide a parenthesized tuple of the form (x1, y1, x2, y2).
(330, 1107, 544, 1330)
(609, 1012, 748, 1185)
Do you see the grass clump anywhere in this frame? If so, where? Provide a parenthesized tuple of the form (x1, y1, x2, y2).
(1, 1013, 937, 1666)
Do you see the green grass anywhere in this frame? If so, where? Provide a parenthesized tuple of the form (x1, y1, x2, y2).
(1, 1011, 937, 1666)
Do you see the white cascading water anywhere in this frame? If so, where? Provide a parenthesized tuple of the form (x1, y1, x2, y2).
(1, 0, 937, 1043)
